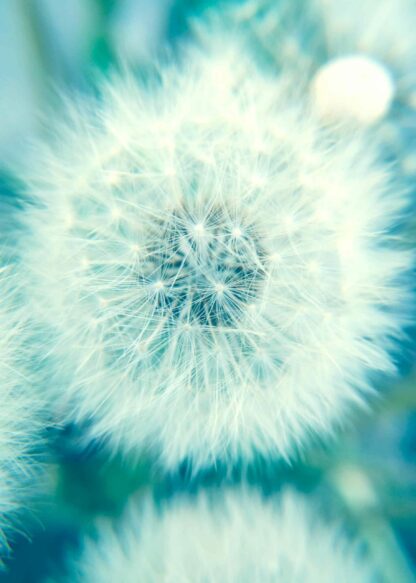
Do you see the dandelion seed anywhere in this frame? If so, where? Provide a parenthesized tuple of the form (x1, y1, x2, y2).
(20, 32, 410, 470)
(55, 489, 378, 582)
(0, 264, 45, 555)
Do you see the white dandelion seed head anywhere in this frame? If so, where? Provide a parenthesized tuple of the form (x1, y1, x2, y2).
(57, 489, 378, 582)
(0, 264, 45, 553)
(20, 34, 410, 471)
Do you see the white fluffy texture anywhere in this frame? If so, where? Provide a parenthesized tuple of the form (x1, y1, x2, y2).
(59, 490, 377, 583)
(21, 36, 410, 470)
(0, 266, 43, 552)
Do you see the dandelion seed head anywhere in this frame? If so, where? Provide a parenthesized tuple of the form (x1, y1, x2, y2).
(20, 33, 411, 470)
(57, 489, 378, 583)
(140, 203, 267, 327)
(0, 265, 45, 555)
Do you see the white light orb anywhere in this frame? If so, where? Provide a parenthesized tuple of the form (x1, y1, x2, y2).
(312, 55, 395, 125)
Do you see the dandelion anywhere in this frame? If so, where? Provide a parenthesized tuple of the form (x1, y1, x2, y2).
(0, 263, 45, 555)
(54, 489, 378, 582)
(218, 0, 416, 174)
(20, 33, 410, 471)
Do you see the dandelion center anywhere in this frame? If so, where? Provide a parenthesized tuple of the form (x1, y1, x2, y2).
(142, 204, 267, 327)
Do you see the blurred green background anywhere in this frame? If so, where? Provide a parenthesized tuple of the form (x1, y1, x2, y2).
(0, 1, 415, 582)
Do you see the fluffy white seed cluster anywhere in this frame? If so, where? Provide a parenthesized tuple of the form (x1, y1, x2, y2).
(0, 265, 44, 553)
(20, 34, 409, 471)
(55, 489, 377, 583)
